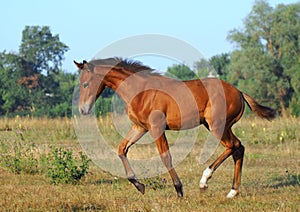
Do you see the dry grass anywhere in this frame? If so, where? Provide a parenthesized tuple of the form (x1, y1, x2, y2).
(0, 116, 299, 211)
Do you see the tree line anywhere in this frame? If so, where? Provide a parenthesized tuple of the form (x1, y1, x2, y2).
(0, 0, 299, 117)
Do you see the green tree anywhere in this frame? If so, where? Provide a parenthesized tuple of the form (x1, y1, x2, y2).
(194, 58, 222, 78)
(0, 26, 73, 117)
(20, 26, 69, 75)
(209, 53, 230, 79)
(19, 26, 70, 116)
(165, 64, 196, 80)
(0, 52, 30, 115)
(227, 0, 300, 117)
(37, 71, 77, 117)
(194, 58, 211, 78)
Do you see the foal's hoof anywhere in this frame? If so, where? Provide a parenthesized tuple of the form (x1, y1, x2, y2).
(136, 183, 145, 195)
(176, 188, 183, 198)
(226, 189, 239, 198)
(129, 178, 145, 195)
(174, 183, 183, 198)
(199, 183, 208, 192)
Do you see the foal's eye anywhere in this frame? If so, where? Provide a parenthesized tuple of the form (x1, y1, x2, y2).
(83, 82, 89, 88)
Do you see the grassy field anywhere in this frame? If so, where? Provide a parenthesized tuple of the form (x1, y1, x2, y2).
(0, 115, 299, 211)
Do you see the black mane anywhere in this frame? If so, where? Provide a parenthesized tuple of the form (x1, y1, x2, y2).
(89, 57, 155, 73)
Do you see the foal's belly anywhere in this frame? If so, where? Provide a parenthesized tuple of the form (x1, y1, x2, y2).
(166, 112, 203, 130)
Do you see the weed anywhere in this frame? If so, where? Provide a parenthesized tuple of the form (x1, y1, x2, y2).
(0, 138, 39, 174)
(143, 175, 167, 191)
(112, 177, 121, 190)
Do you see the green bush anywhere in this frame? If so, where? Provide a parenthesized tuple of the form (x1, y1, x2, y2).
(0, 139, 39, 174)
(47, 146, 90, 184)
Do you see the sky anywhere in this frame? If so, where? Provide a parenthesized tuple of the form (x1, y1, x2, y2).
(0, 0, 298, 73)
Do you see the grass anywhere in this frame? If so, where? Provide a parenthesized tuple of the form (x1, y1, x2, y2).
(0, 115, 299, 211)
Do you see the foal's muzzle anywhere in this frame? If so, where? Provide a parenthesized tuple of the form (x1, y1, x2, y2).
(79, 103, 92, 115)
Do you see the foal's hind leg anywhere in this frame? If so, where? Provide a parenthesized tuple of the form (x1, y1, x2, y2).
(118, 125, 147, 194)
(227, 130, 244, 198)
(199, 129, 244, 198)
(199, 132, 233, 191)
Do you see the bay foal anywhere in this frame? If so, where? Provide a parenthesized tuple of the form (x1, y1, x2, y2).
(74, 58, 275, 198)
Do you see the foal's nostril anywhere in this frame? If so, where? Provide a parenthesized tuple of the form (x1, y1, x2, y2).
(79, 108, 87, 115)
(79, 104, 91, 115)
(79, 107, 84, 115)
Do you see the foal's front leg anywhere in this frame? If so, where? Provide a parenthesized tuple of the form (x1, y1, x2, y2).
(154, 133, 183, 197)
(118, 125, 147, 194)
(149, 110, 183, 197)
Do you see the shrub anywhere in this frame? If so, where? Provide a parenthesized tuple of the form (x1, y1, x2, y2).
(47, 146, 90, 184)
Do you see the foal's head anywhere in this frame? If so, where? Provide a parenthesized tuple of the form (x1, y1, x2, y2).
(74, 60, 106, 115)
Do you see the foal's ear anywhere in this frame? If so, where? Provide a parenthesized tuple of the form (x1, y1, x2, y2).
(83, 60, 94, 73)
(74, 60, 93, 72)
(73, 60, 84, 70)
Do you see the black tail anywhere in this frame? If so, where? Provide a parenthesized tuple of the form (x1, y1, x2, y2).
(242, 93, 276, 121)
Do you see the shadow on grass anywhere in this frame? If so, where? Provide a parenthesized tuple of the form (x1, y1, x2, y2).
(268, 172, 300, 188)
(61, 203, 106, 211)
(92, 179, 114, 185)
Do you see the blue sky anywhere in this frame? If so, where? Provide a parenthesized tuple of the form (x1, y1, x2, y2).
(0, 0, 297, 72)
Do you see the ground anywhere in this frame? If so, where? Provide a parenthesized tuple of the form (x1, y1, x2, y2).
(0, 116, 299, 211)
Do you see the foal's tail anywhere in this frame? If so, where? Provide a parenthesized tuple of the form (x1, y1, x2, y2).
(242, 93, 276, 121)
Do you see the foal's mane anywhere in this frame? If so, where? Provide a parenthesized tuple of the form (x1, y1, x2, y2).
(90, 57, 156, 74)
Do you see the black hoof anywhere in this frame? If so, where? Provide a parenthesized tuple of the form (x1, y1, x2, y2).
(129, 178, 145, 195)
(136, 182, 145, 195)
(175, 183, 183, 198)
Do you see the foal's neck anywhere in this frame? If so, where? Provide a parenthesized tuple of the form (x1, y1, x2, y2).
(103, 67, 148, 104)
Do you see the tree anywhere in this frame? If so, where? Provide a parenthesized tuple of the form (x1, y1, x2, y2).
(209, 53, 230, 79)
(194, 58, 222, 79)
(165, 64, 196, 80)
(194, 59, 211, 78)
(19, 26, 69, 75)
(46, 71, 77, 117)
(227, 0, 300, 117)
(0, 52, 30, 114)
(0, 26, 73, 117)
(19, 26, 70, 116)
